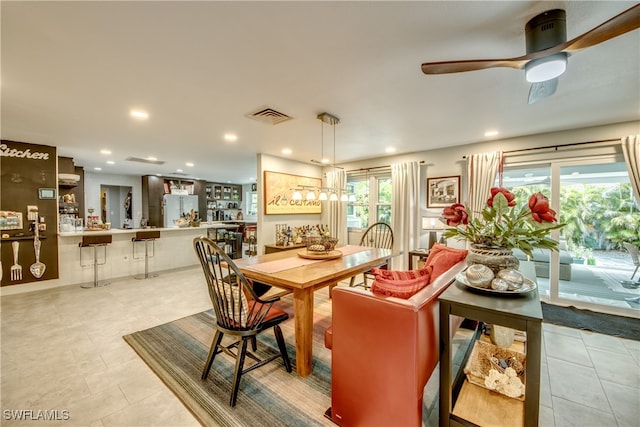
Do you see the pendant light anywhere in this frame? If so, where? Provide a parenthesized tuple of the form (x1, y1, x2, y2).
(317, 120, 328, 201)
(303, 112, 355, 203)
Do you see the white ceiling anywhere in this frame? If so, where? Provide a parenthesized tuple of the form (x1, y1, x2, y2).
(2, 1, 639, 184)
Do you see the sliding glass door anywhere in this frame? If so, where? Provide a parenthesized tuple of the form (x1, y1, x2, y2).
(503, 158, 639, 317)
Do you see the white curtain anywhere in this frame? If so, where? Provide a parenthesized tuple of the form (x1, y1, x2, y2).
(466, 151, 504, 216)
(391, 161, 420, 269)
(323, 170, 347, 245)
(621, 135, 640, 207)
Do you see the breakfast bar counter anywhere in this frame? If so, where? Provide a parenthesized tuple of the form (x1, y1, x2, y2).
(55, 223, 239, 289)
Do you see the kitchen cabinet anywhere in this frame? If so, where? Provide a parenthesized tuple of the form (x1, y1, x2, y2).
(438, 261, 542, 427)
(207, 183, 242, 202)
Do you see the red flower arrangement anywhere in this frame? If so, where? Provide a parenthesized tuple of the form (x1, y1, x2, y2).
(442, 187, 564, 258)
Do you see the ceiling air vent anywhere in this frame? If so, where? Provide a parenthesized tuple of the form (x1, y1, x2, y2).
(125, 157, 165, 165)
(246, 107, 292, 125)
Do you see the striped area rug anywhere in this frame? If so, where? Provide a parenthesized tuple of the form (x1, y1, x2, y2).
(124, 290, 334, 426)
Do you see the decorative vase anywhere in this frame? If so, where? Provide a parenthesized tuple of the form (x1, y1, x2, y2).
(467, 244, 519, 275)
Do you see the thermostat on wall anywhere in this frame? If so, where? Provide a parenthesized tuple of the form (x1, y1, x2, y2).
(38, 188, 57, 199)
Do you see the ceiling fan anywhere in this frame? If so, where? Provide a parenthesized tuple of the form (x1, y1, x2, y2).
(421, 4, 640, 104)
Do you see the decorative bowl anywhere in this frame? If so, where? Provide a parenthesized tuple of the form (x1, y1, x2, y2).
(306, 236, 339, 253)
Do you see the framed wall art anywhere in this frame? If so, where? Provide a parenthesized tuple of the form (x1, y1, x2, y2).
(426, 176, 460, 208)
(264, 171, 322, 215)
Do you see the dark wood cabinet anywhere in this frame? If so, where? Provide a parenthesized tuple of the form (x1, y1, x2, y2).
(206, 182, 242, 203)
(142, 175, 164, 227)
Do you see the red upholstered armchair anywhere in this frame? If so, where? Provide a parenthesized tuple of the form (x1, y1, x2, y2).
(324, 257, 466, 426)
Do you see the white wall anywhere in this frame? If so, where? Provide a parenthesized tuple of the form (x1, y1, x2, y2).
(84, 172, 142, 228)
(256, 154, 323, 253)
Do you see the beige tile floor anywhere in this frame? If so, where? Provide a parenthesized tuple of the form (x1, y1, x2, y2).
(1, 267, 639, 426)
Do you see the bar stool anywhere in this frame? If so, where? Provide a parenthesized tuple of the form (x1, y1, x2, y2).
(79, 234, 112, 288)
(224, 231, 242, 259)
(132, 230, 160, 279)
(245, 235, 257, 256)
(244, 225, 257, 256)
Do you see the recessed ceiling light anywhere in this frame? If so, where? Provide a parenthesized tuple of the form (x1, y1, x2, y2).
(130, 110, 149, 119)
(321, 158, 330, 164)
(94, 167, 102, 171)
(484, 130, 499, 138)
(385, 147, 396, 154)
(106, 160, 115, 165)
(155, 173, 162, 176)
(100, 149, 112, 155)
(282, 148, 292, 155)
(176, 169, 183, 173)
(146, 156, 157, 161)
(186, 162, 194, 167)
(224, 133, 238, 142)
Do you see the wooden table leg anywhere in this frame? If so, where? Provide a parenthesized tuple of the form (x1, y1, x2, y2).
(293, 287, 314, 377)
(328, 282, 337, 298)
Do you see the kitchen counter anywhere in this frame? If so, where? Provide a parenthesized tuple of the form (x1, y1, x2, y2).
(58, 222, 239, 237)
(55, 223, 239, 289)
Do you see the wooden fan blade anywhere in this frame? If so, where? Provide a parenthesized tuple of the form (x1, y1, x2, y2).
(562, 3, 640, 54)
(421, 4, 639, 76)
(421, 57, 529, 75)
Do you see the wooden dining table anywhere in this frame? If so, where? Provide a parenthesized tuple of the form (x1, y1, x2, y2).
(233, 245, 396, 377)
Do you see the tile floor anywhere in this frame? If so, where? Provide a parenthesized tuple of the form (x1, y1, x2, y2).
(1, 267, 639, 426)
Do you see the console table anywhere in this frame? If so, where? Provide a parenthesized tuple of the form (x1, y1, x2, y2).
(438, 261, 542, 427)
(408, 248, 429, 269)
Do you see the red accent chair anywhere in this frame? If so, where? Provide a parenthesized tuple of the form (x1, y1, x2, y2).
(324, 261, 466, 426)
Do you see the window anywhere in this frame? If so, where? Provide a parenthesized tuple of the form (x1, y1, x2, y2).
(500, 156, 640, 318)
(347, 174, 392, 229)
(246, 192, 258, 216)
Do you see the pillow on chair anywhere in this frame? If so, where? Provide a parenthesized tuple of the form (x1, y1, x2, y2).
(217, 279, 250, 327)
(371, 275, 431, 299)
(425, 243, 468, 280)
(370, 265, 433, 281)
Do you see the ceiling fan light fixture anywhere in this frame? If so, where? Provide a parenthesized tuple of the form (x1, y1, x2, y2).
(525, 52, 567, 83)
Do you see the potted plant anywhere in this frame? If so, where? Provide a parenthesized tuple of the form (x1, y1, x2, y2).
(442, 188, 564, 273)
(572, 246, 586, 264)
